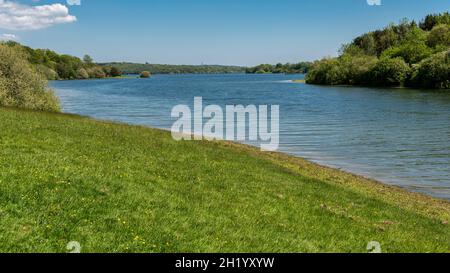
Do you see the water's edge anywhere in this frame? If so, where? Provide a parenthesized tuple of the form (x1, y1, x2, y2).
(51, 74, 450, 200)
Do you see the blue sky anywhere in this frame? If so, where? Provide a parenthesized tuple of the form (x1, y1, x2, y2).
(1, 0, 449, 65)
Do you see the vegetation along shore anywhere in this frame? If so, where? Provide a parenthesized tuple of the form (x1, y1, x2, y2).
(306, 13, 450, 89)
(1, 11, 450, 253)
(0, 107, 449, 252)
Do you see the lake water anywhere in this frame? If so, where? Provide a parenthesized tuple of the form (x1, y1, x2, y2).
(51, 74, 450, 200)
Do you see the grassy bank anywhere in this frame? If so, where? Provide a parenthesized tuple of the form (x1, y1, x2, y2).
(0, 107, 449, 253)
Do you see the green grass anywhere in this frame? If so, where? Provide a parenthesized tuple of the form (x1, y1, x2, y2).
(291, 79, 306, 83)
(0, 107, 449, 253)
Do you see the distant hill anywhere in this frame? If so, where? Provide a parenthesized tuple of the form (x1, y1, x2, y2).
(99, 62, 246, 74)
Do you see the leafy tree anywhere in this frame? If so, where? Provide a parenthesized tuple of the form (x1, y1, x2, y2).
(140, 71, 151, 78)
(353, 33, 377, 56)
(339, 53, 378, 84)
(83, 54, 94, 65)
(374, 26, 399, 56)
(101, 62, 246, 74)
(36, 64, 59, 80)
(246, 62, 311, 74)
(307, 12, 450, 88)
(109, 66, 122, 77)
(410, 50, 450, 88)
(427, 24, 450, 48)
(368, 57, 410, 86)
(382, 43, 432, 64)
(87, 67, 106, 78)
(420, 12, 450, 31)
(0, 44, 59, 111)
(305, 58, 342, 85)
(76, 68, 89, 79)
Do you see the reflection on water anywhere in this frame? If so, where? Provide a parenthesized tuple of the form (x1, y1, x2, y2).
(51, 74, 450, 200)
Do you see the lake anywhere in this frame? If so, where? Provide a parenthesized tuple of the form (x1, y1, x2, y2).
(51, 74, 450, 200)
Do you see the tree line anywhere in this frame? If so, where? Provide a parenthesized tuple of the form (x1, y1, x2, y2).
(2, 41, 123, 80)
(245, 62, 312, 74)
(99, 62, 246, 75)
(306, 12, 450, 89)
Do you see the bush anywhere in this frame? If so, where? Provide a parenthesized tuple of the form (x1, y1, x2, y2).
(76, 68, 89, 79)
(305, 58, 341, 85)
(410, 50, 450, 89)
(339, 54, 378, 85)
(110, 67, 122, 77)
(305, 13, 449, 89)
(382, 43, 432, 64)
(87, 67, 106, 79)
(0, 44, 60, 112)
(368, 57, 411, 86)
(427, 24, 450, 48)
(306, 55, 377, 86)
(140, 71, 151, 78)
(36, 64, 59, 80)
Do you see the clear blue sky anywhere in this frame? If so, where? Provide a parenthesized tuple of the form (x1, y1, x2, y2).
(4, 0, 450, 66)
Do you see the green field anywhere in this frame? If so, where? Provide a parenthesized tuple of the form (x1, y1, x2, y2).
(0, 107, 449, 253)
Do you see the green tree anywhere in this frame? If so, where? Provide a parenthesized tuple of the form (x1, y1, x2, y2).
(420, 12, 450, 31)
(305, 58, 342, 85)
(410, 50, 450, 88)
(369, 57, 411, 86)
(76, 68, 90, 79)
(382, 43, 432, 64)
(87, 67, 106, 78)
(83, 54, 94, 65)
(140, 71, 151, 78)
(110, 67, 122, 77)
(0, 44, 60, 111)
(36, 64, 59, 80)
(339, 53, 378, 84)
(353, 33, 377, 56)
(427, 24, 450, 48)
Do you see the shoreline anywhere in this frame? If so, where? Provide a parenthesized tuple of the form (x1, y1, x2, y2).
(45, 107, 450, 205)
(59, 108, 450, 203)
(1, 106, 449, 252)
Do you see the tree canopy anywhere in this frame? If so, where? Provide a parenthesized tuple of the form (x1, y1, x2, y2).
(100, 62, 246, 75)
(306, 12, 450, 89)
(1, 41, 122, 80)
(0, 43, 60, 111)
(245, 62, 312, 74)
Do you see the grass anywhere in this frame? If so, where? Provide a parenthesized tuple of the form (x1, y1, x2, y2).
(0, 107, 449, 253)
(291, 79, 306, 83)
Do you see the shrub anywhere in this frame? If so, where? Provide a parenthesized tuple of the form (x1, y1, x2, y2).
(409, 50, 450, 89)
(339, 54, 378, 85)
(427, 24, 450, 48)
(381, 41, 432, 64)
(305, 58, 341, 85)
(306, 55, 377, 86)
(368, 57, 411, 86)
(140, 71, 151, 78)
(0, 44, 60, 112)
(110, 67, 122, 77)
(36, 64, 59, 80)
(76, 68, 90, 79)
(87, 67, 106, 78)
